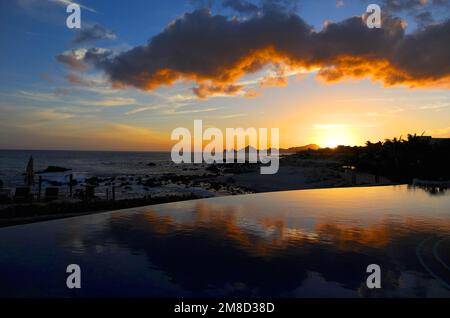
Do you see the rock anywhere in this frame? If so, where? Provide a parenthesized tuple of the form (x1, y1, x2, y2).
(147, 162, 156, 167)
(206, 165, 220, 173)
(144, 179, 157, 187)
(37, 166, 71, 173)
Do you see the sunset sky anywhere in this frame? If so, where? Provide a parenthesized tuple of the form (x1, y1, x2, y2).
(0, 0, 449, 151)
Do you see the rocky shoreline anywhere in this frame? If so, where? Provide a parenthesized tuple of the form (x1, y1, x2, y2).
(0, 156, 393, 226)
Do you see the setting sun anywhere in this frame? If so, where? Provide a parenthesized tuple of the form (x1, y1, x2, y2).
(315, 125, 356, 148)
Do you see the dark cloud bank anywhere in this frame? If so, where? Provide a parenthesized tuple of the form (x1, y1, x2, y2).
(57, 0, 450, 98)
(72, 24, 116, 44)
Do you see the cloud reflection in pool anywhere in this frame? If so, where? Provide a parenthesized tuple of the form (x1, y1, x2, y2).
(0, 185, 449, 297)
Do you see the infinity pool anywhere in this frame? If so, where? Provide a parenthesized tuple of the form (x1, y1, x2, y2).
(0, 185, 449, 297)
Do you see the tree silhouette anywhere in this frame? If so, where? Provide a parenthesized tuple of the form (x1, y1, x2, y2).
(295, 134, 450, 183)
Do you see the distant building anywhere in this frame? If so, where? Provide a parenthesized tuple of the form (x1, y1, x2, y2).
(417, 136, 450, 145)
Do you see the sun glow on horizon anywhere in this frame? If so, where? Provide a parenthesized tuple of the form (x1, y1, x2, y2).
(314, 124, 357, 148)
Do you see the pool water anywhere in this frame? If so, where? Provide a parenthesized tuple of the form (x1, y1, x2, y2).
(0, 185, 449, 297)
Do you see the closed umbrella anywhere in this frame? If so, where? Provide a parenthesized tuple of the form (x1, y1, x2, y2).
(25, 156, 34, 186)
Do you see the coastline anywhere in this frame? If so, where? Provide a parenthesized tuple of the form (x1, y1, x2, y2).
(0, 155, 394, 227)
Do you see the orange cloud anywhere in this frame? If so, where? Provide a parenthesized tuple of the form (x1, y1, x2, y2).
(57, 8, 450, 98)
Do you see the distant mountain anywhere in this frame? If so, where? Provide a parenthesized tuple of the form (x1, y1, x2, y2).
(278, 144, 320, 153)
(231, 144, 321, 153)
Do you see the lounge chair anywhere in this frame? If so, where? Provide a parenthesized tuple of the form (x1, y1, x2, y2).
(0, 188, 12, 203)
(14, 187, 32, 202)
(44, 187, 59, 201)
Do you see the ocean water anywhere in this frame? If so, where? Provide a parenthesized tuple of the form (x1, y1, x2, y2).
(0, 185, 449, 298)
(0, 150, 253, 199)
(0, 150, 172, 187)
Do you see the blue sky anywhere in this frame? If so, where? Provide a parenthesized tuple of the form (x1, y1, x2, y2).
(0, 0, 449, 150)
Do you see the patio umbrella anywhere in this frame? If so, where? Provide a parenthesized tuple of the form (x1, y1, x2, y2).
(25, 156, 34, 186)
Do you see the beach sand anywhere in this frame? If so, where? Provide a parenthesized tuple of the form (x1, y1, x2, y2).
(220, 158, 392, 192)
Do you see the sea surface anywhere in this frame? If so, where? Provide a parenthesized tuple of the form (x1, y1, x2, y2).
(0, 150, 172, 187)
(0, 185, 449, 297)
